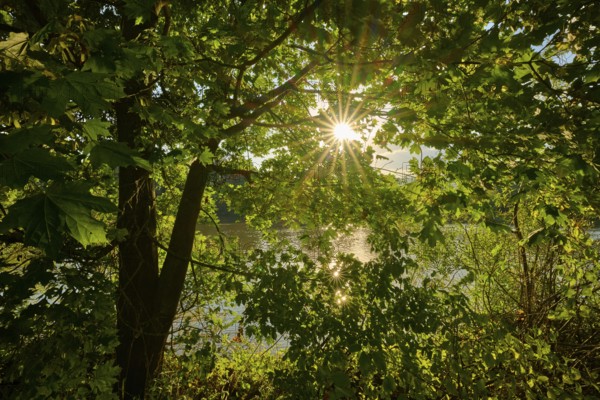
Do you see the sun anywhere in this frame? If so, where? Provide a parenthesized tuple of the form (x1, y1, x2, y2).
(333, 123, 359, 141)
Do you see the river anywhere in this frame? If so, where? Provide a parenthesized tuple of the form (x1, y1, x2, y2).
(187, 224, 600, 349)
(198, 222, 374, 263)
(182, 223, 373, 350)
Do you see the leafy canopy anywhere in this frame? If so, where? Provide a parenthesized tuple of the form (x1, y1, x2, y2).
(1, 0, 600, 398)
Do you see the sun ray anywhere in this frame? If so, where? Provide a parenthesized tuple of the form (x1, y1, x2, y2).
(346, 143, 371, 187)
(273, 74, 379, 203)
(341, 145, 348, 187)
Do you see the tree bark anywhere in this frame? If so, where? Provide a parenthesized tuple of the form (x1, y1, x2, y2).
(156, 145, 218, 336)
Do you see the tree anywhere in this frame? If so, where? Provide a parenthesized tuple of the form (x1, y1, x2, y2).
(1, 0, 599, 399)
(0, 0, 391, 397)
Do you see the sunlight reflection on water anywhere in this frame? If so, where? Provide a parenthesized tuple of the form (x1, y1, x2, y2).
(198, 222, 374, 263)
(187, 224, 373, 350)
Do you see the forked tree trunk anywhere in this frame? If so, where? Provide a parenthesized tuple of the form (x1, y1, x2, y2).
(115, 148, 213, 398)
(114, 12, 218, 398)
(113, 2, 319, 396)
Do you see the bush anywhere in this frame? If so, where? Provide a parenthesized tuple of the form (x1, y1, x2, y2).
(0, 256, 118, 399)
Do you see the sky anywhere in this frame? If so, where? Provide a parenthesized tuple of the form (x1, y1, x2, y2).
(371, 144, 439, 175)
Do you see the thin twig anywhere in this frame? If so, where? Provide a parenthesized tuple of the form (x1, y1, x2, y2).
(153, 237, 255, 277)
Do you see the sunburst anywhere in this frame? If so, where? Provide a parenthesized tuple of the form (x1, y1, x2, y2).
(294, 104, 371, 192)
(333, 123, 360, 142)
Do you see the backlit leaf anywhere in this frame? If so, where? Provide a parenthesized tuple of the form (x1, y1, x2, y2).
(0, 148, 73, 187)
(0, 183, 117, 256)
(89, 141, 151, 171)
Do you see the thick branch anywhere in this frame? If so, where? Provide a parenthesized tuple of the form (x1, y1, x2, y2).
(223, 98, 284, 136)
(155, 140, 219, 332)
(228, 59, 321, 123)
(160, 2, 171, 36)
(254, 119, 314, 128)
(211, 165, 256, 182)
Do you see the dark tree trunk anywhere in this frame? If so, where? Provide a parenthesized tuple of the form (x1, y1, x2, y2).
(114, 11, 163, 399)
(115, 75, 217, 396)
(156, 154, 218, 336)
(115, 92, 161, 398)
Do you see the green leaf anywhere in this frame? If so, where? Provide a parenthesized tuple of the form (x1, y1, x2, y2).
(0, 32, 28, 58)
(0, 148, 73, 187)
(358, 352, 373, 374)
(583, 69, 599, 84)
(562, 373, 573, 384)
(371, 350, 387, 371)
(0, 194, 62, 255)
(160, 36, 194, 60)
(331, 371, 352, 395)
(0, 125, 54, 155)
(0, 183, 117, 256)
(43, 72, 124, 117)
(409, 142, 422, 155)
(198, 148, 214, 166)
(89, 141, 151, 170)
(49, 183, 118, 214)
(83, 55, 117, 74)
(82, 119, 111, 140)
(82, 29, 122, 73)
(383, 374, 396, 393)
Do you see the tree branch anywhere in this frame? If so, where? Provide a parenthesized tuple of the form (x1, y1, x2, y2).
(254, 119, 314, 129)
(154, 238, 254, 277)
(227, 58, 321, 123)
(234, 0, 324, 102)
(159, 2, 171, 36)
(211, 165, 256, 183)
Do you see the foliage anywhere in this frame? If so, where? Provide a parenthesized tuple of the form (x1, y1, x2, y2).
(150, 340, 289, 400)
(0, 0, 599, 398)
(0, 253, 118, 399)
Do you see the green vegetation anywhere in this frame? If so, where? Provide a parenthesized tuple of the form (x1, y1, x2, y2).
(1, 0, 598, 399)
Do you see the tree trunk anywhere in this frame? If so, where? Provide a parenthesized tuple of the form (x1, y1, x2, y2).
(115, 78, 217, 396)
(115, 88, 162, 398)
(156, 153, 218, 337)
(114, 11, 163, 399)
